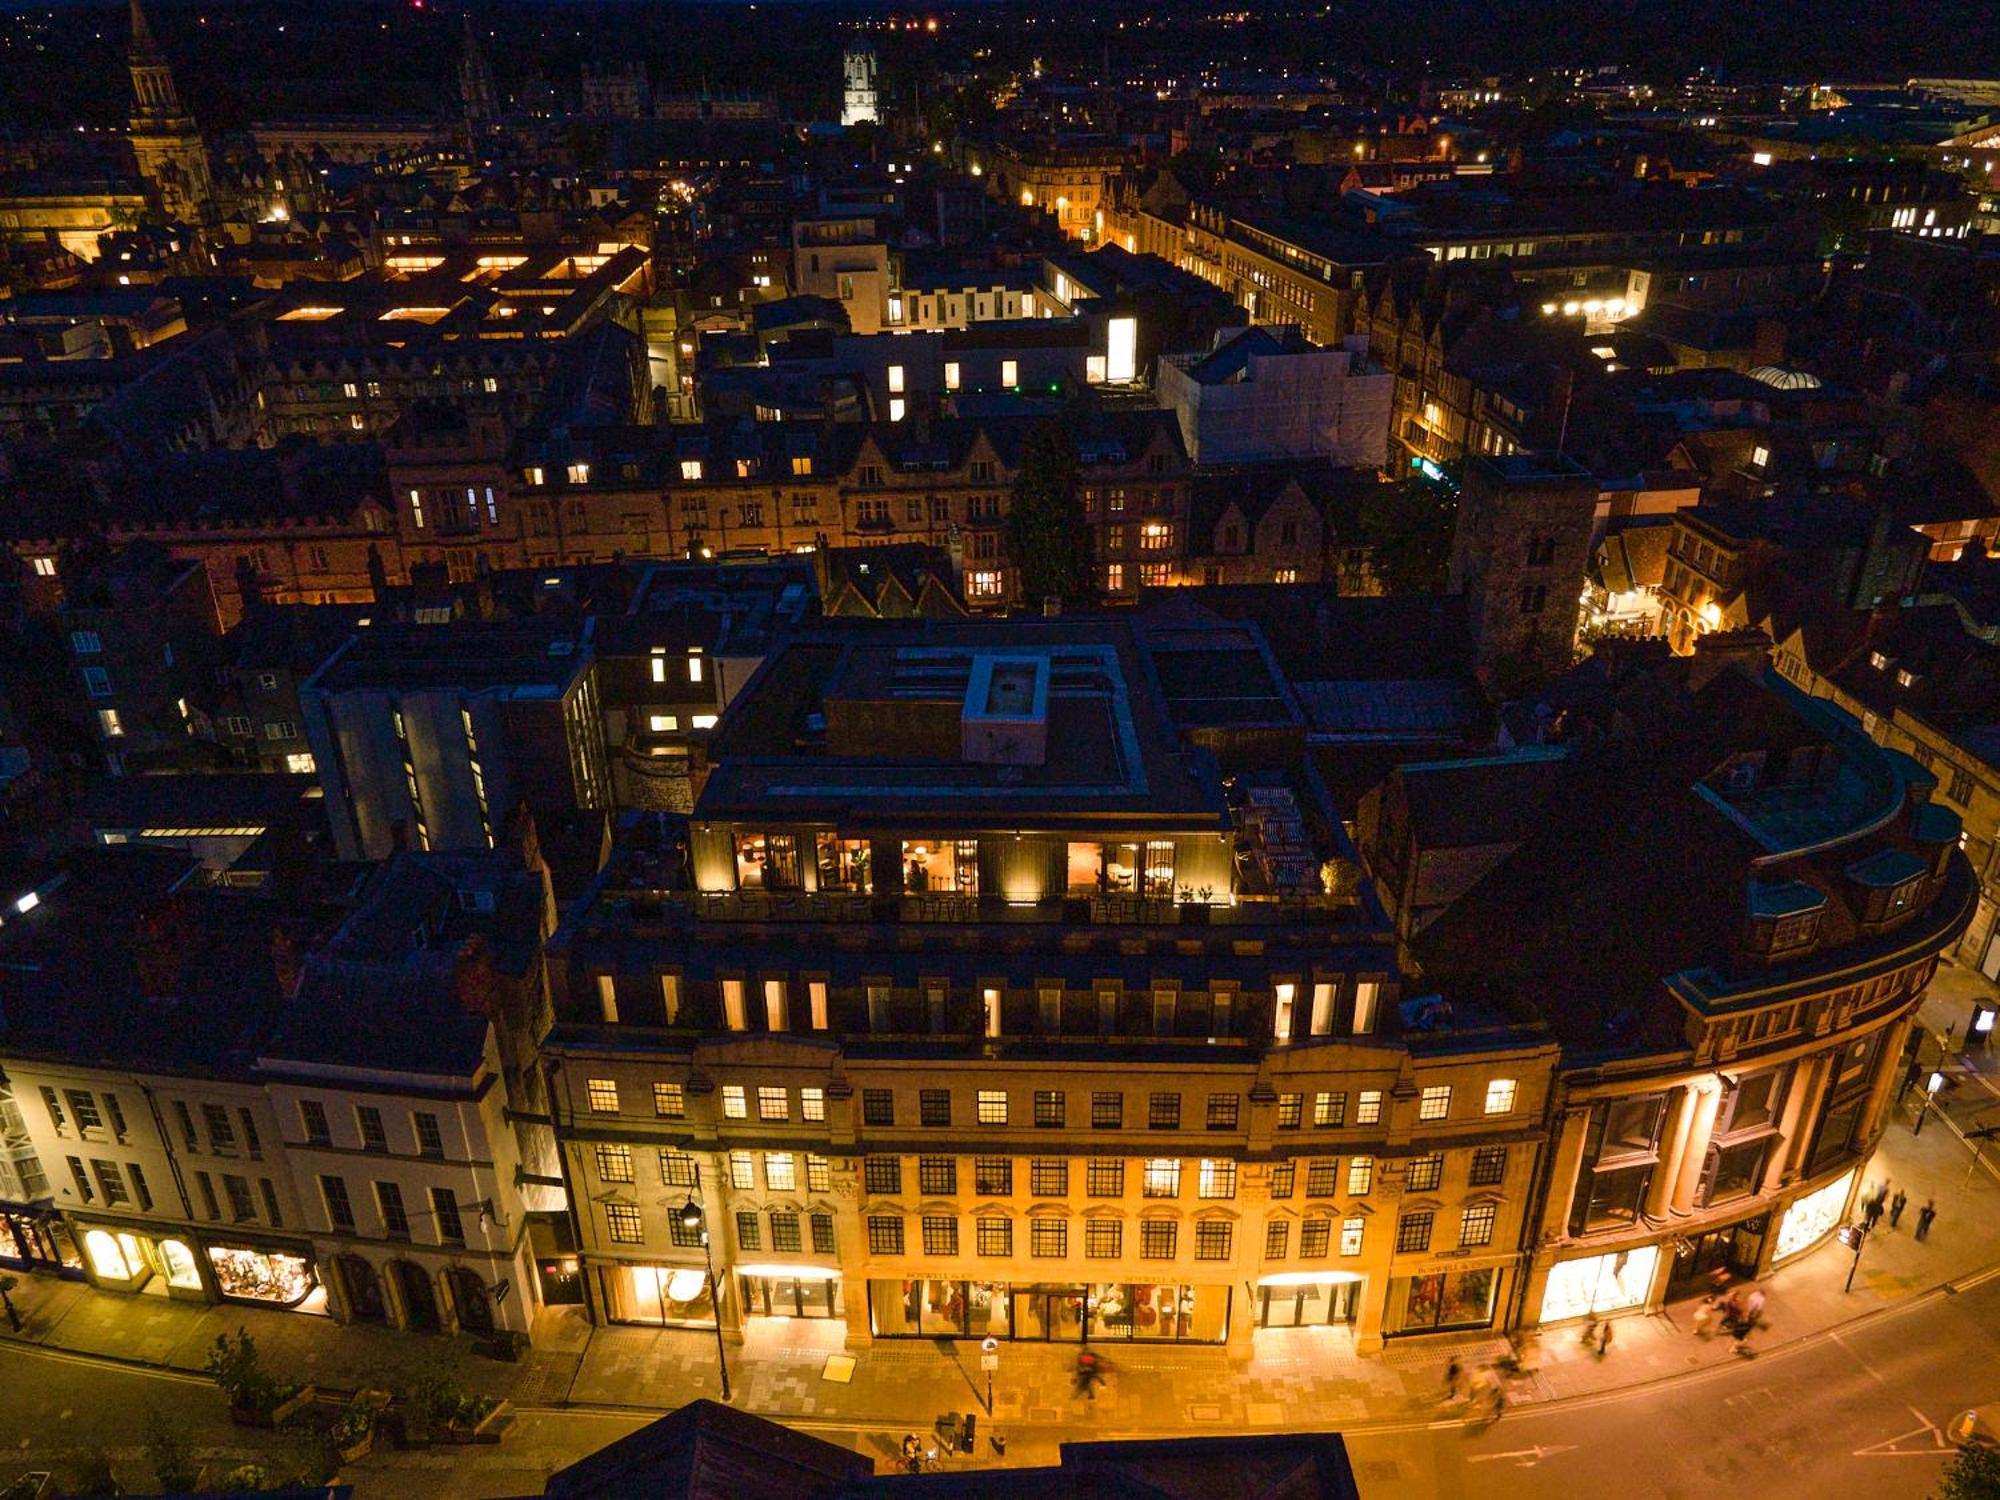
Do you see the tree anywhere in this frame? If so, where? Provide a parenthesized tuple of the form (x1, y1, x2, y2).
(1936, 1446, 2000, 1500)
(1006, 419, 1094, 607)
(1357, 477, 1458, 595)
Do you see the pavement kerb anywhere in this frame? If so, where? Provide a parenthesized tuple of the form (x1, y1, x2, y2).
(11, 1247, 2000, 1441)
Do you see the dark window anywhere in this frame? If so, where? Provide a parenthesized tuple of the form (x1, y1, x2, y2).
(1195, 1221, 1231, 1261)
(414, 1112, 444, 1159)
(1407, 1153, 1444, 1193)
(300, 1100, 331, 1145)
(1091, 1092, 1123, 1129)
(864, 1157, 902, 1195)
(975, 1157, 1012, 1195)
(811, 1213, 836, 1253)
(202, 1104, 236, 1152)
(1299, 1219, 1331, 1258)
(1277, 1093, 1303, 1129)
(1470, 1146, 1507, 1187)
(669, 1214, 702, 1248)
(863, 1089, 895, 1126)
(357, 1107, 388, 1154)
(1264, 1220, 1289, 1259)
(1269, 1161, 1296, 1198)
(1034, 1090, 1066, 1128)
(735, 1211, 762, 1251)
(867, 1216, 904, 1254)
(1306, 1160, 1340, 1197)
(919, 1156, 957, 1195)
(223, 1174, 255, 1221)
(321, 1175, 354, 1232)
(1031, 1219, 1067, 1257)
(1087, 1159, 1124, 1196)
(259, 1178, 282, 1226)
(920, 1090, 951, 1127)
(1206, 1094, 1239, 1130)
(1139, 1220, 1177, 1259)
(1149, 1093, 1181, 1130)
(130, 1163, 153, 1212)
(376, 1181, 409, 1238)
(1085, 1219, 1122, 1258)
(921, 1216, 958, 1256)
(1460, 1203, 1497, 1248)
(770, 1212, 802, 1253)
(433, 1187, 464, 1244)
(1031, 1159, 1068, 1196)
(662, 1151, 700, 1189)
(976, 1218, 1012, 1256)
(1396, 1211, 1433, 1254)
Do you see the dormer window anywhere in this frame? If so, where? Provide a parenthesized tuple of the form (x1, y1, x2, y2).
(1868, 650, 1889, 670)
(1895, 668, 1917, 688)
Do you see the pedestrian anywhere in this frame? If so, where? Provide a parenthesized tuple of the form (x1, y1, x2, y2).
(1595, 1319, 1613, 1359)
(1744, 1288, 1766, 1329)
(1863, 1194, 1884, 1233)
(1889, 1189, 1909, 1230)
(1074, 1349, 1104, 1400)
(1692, 1296, 1716, 1340)
(1443, 1355, 1464, 1402)
(901, 1434, 923, 1474)
(1916, 1199, 1937, 1242)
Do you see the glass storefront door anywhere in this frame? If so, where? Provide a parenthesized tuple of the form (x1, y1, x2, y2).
(740, 1275, 843, 1319)
(866, 1279, 1227, 1343)
(600, 1263, 718, 1327)
(1387, 1267, 1501, 1336)
(1665, 1216, 1768, 1300)
(1258, 1279, 1361, 1328)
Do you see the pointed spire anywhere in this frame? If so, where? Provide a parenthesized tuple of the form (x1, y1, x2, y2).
(129, 0, 162, 59)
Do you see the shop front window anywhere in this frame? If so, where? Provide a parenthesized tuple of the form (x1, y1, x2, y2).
(1067, 841, 1141, 895)
(159, 1238, 203, 1291)
(207, 1245, 320, 1308)
(1773, 1170, 1856, 1262)
(816, 834, 872, 893)
(1387, 1267, 1498, 1335)
(903, 839, 979, 895)
(1537, 1245, 1660, 1323)
(735, 833, 801, 891)
(604, 1263, 718, 1327)
(83, 1228, 149, 1285)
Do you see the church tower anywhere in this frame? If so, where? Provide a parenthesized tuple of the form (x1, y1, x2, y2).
(127, 0, 213, 226)
(459, 15, 501, 134)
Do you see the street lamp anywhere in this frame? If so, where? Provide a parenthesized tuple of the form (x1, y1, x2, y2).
(1913, 1070, 1946, 1137)
(1839, 1221, 1868, 1293)
(678, 1193, 731, 1402)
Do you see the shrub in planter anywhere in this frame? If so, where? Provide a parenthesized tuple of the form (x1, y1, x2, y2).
(203, 1329, 301, 1426)
(331, 1406, 375, 1464)
(219, 1465, 268, 1494)
(143, 1408, 201, 1494)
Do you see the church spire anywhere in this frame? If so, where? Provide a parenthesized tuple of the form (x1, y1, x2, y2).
(128, 0, 183, 120)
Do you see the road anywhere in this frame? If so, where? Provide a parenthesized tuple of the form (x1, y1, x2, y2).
(2, 1273, 1996, 1497)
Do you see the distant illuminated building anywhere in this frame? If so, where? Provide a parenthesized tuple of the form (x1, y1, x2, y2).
(841, 44, 880, 127)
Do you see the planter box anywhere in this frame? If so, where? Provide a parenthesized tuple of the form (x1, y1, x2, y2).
(448, 1400, 515, 1446)
(335, 1432, 373, 1465)
(271, 1386, 317, 1428)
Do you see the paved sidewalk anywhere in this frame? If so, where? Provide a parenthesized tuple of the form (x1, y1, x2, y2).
(4, 988, 1999, 1449)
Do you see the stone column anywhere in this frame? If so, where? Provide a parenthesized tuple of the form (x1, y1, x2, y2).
(1856, 1013, 1920, 1144)
(1647, 1084, 1696, 1219)
(1671, 1081, 1723, 1214)
(1765, 1052, 1829, 1195)
(1542, 1106, 1596, 1242)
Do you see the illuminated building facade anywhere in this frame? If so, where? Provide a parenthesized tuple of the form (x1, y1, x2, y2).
(543, 619, 1559, 1354)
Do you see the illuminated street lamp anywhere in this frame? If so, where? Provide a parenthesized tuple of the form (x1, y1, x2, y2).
(678, 1193, 731, 1401)
(1913, 1070, 1946, 1137)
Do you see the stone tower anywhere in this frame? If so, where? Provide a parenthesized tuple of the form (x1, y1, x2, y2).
(841, 44, 879, 127)
(459, 14, 501, 132)
(127, 0, 213, 226)
(1448, 452, 1598, 692)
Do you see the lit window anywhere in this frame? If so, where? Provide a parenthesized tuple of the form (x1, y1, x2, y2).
(1418, 1086, 1452, 1121)
(1484, 1079, 1517, 1116)
(586, 1079, 619, 1114)
(888, 397, 906, 422)
(1460, 1203, 1497, 1248)
(408, 488, 425, 528)
(1751, 445, 1771, 470)
(1352, 981, 1379, 1035)
(1347, 1156, 1374, 1195)
(1001, 359, 1019, 387)
(595, 1144, 634, 1183)
(757, 1085, 788, 1121)
(791, 455, 813, 476)
(944, 361, 961, 391)
(31, 557, 56, 577)
(802, 1087, 826, 1122)
(680, 460, 703, 480)
(977, 1090, 1008, 1125)
(691, 714, 718, 730)
(687, 652, 704, 684)
(1341, 1217, 1364, 1256)
(1272, 982, 1295, 1044)
(648, 714, 678, 733)
(887, 364, 905, 394)
(1143, 1158, 1181, 1197)
(98, 708, 123, 738)
(721, 1085, 747, 1119)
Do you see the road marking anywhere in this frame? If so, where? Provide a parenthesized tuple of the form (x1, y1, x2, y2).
(1467, 1444, 1577, 1466)
(1853, 1405, 1949, 1457)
